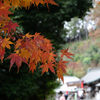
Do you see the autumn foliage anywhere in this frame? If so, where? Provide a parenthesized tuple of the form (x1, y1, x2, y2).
(0, 0, 74, 82)
(89, 0, 100, 38)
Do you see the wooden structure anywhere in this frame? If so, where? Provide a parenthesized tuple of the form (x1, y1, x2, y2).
(81, 67, 100, 98)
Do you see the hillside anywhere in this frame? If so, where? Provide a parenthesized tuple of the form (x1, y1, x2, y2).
(62, 38, 100, 78)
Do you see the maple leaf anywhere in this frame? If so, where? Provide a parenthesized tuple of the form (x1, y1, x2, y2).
(57, 59, 69, 73)
(39, 63, 48, 74)
(31, 50, 42, 64)
(29, 61, 36, 73)
(26, 40, 34, 50)
(44, 0, 58, 9)
(57, 59, 69, 83)
(31, 0, 44, 6)
(19, 48, 31, 61)
(33, 32, 44, 43)
(6, 53, 28, 72)
(33, 33, 53, 52)
(57, 68, 64, 83)
(15, 39, 22, 49)
(47, 62, 55, 73)
(39, 62, 55, 74)
(9, 0, 21, 9)
(1, 0, 58, 9)
(23, 32, 34, 39)
(61, 47, 74, 60)
(20, 40, 26, 48)
(0, 47, 5, 62)
(41, 52, 50, 63)
(42, 38, 53, 52)
(3, 21, 19, 33)
(49, 51, 57, 62)
(0, 2, 12, 18)
(2, 37, 13, 49)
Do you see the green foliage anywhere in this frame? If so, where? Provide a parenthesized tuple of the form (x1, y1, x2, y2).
(87, 45, 98, 53)
(63, 38, 100, 78)
(80, 54, 85, 61)
(82, 57, 91, 65)
(74, 54, 80, 61)
(92, 53, 100, 64)
(0, 62, 59, 100)
(67, 68, 74, 76)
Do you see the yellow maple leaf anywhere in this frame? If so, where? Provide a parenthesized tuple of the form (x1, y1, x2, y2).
(19, 48, 31, 60)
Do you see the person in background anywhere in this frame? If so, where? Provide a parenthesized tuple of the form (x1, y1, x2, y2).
(80, 90, 85, 100)
(74, 92, 78, 100)
(59, 91, 65, 100)
(64, 92, 68, 100)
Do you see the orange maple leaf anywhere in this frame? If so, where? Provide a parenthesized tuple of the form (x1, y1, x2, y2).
(57, 68, 64, 83)
(49, 51, 57, 62)
(6, 53, 28, 72)
(41, 52, 50, 63)
(19, 48, 31, 60)
(29, 61, 36, 73)
(58, 59, 69, 73)
(43, 38, 53, 52)
(15, 39, 22, 49)
(61, 47, 74, 60)
(31, 50, 42, 64)
(39, 62, 55, 74)
(23, 32, 34, 39)
(31, 0, 44, 6)
(44, 0, 58, 9)
(57, 59, 69, 82)
(2, 37, 13, 49)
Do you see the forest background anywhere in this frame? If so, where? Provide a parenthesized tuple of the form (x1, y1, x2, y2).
(63, 0, 100, 79)
(0, 0, 98, 100)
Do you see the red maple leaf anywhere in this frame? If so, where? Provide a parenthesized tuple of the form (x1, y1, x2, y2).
(58, 59, 69, 73)
(0, 2, 12, 18)
(61, 47, 74, 60)
(3, 21, 19, 33)
(0, 47, 5, 62)
(6, 53, 28, 72)
(39, 62, 55, 74)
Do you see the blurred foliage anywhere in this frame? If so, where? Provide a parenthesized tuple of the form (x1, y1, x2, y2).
(67, 68, 74, 76)
(63, 38, 100, 78)
(64, 17, 88, 42)
(82, 57, 91, 65)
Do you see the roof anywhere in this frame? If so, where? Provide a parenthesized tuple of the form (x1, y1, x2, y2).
(96, 83, 100, 87)
(81, 67, 100, 84)
(54, 76, 80, 93)
(59, 76, 80, 84)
